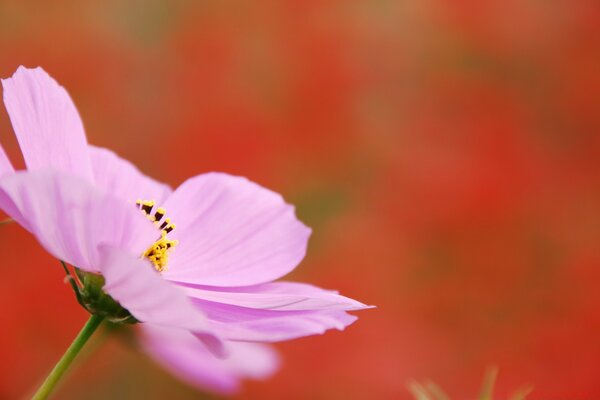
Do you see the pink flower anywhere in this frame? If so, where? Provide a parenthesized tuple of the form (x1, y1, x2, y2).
(0, 66, 369, 393)
(140, 324, 280, 394)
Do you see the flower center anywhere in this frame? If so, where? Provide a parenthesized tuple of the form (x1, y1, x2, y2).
(136, 199, 178, 272)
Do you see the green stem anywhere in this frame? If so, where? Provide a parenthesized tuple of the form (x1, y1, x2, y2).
(32, 314, 104, 400)
(0, 217, 14, 226)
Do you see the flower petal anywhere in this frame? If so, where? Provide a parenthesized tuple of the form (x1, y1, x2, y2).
(99, 246, 224, 355)
(0, 170, 156, 272)
(140, 324, 279, 395)
(0, 143, 14, 177)
(178, 281, 370, 312)
(177, 280, 367, 342)
(89, 145, 172, 203)
(2, 66, 93, 180)
(191, 298, 359, 342)
(162, 173, 311, 286)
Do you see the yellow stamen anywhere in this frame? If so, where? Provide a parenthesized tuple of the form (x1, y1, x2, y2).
(139, 200, 155, 215)
(136, 199, 178, 272)
(154, 207, 167, 222)
(143, 231, 178, 272)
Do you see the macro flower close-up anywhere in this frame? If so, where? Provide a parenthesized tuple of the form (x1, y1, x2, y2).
(2, 2, 600, 399)
(0, 66, 368, 397)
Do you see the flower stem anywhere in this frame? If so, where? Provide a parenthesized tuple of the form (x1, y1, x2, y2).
(32, 314, 104, 400)
(0, 217, 14, 226)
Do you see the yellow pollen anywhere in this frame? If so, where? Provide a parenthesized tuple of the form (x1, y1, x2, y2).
(136, 199, 178, 272)
(143, 231, 178, 272)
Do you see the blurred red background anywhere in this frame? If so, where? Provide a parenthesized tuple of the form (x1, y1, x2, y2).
(0, 1, 599, 399)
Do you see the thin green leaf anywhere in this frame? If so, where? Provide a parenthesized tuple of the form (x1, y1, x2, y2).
(425, 380, 451, 400)
(479, 367, 498, 400)
(510, 385, 533, 400)
(60, 260, 84, 305)
(407, 380, 434, 400)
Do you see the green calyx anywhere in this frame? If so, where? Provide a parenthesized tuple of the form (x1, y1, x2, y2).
(69, 267, 138, 324)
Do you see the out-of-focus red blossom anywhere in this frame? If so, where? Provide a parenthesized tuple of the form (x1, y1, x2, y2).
(0, 1, 600, 399)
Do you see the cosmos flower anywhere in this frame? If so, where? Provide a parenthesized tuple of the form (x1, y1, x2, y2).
(0, 66, 368, 393)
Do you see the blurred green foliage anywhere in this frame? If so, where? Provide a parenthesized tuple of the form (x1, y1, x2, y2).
(408, 368, 533, 400)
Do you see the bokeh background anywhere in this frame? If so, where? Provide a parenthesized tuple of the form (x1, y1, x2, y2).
(0, 1, 599, 399)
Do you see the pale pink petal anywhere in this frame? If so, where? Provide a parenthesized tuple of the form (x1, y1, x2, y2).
(0, 143, 14, 176)
(178, 281, 370, 311)
(89, 145, 172, 204)
(2, 66, 93, 180)
(0, 170, 156, 272)
(192, 298, 359, 342)
(99, 246, 224, 355)
(161, 173, 311, 286)
(140, 324, 279, 395)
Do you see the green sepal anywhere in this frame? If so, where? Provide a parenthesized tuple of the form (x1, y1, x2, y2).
(73, 269, 138, 324)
